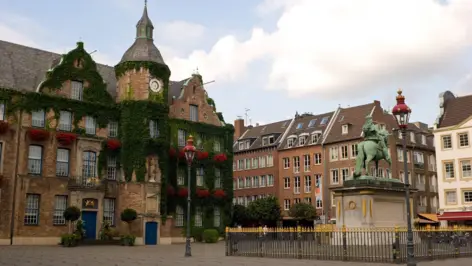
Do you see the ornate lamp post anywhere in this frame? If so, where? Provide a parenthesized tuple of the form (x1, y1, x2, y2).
(392, 89, 415, 266)
(183, 135, 196, 257)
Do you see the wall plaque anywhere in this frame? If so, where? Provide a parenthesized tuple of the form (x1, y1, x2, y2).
(82, 198, 98, 209)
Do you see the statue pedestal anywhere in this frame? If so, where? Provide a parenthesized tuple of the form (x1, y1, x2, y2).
(331, 177, 417, 246)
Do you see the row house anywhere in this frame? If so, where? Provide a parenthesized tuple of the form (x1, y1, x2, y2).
(434, 91, 472, 226)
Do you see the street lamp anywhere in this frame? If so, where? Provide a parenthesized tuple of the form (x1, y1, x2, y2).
(392, 89, 415, 266)
(183, 135, 196, 257)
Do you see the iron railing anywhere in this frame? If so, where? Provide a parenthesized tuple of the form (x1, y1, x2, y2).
(225, 226, 472, 263)
(67, 176, 106, 191)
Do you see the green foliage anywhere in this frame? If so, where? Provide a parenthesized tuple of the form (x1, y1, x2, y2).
(181, 225, 205, 242)
(202, 229, 219, 243)
(288, 202, 317, 221)
(232, 204, 249, 226)
(247, 196, 281, 225)
(120, 208, 138, 223)
(63, 206, 81, 222)
(60, 233, 80, 247)
(120, 235, 136, 246)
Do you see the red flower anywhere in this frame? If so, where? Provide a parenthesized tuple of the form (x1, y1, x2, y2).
(196, 188, 210, 198)
(213, 153, 228, 162)
(106, 139, 121, 150)
(0, 121, 9, 134)
(28, 128, 50, 141)
(196, 151, 209, 160)
(178, 149, 185, 160)
(169, 147, 176, 158)
(177, 187, 188, 197)
(214, 189, 226, 198)
(56, 132, 77, 146)
(167, 185, 175, 196)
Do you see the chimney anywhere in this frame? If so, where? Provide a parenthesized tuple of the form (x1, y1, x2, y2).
(234, 118, 246, 141)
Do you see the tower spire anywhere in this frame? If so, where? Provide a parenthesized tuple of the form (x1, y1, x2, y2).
(136, 0, 154, 39)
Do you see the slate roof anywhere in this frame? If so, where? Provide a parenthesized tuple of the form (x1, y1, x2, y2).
(437, 93, 472, 128)
(323, 102, 376, 144)
(280, 112, 334, 149)
(233, 119, 292, 152)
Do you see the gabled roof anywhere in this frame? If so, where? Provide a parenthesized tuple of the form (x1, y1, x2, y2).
(234, 119, 292, 152)
(437, 93, 472, 128)
(323, 102, 376, 144)
(279, 112, 334, 150)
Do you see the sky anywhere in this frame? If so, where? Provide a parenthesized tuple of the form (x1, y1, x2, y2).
(1, 0, 472, 127)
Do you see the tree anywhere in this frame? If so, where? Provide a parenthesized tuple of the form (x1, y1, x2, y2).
(120, 208, 138, 233)
(232, 204, 249, 226)
(247, 196, 281, 225)
(288, 202, 317, 222)
(63, 206, 81, 234)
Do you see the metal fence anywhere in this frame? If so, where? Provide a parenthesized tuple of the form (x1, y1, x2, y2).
(225, 226, 472, 263)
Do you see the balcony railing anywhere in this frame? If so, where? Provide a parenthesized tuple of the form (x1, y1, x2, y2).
(414, 162, 424, 169)
(68, 176, 106, 191)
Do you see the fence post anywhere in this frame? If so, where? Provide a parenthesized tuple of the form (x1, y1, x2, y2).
(454, 225, 459, 258)
(225, 227, 230, 256)
(342, 225, 347, 261)
(426, 225, 432, 260)
(258, 226, 263, 257)
(393, 226, 399, 263)
(297, 226, 302, 259)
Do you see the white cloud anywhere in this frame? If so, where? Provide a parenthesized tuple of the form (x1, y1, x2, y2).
(168, 0, 472, 98)
(156, 21, 206, 44)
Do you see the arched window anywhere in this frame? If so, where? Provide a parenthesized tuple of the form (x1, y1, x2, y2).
(82, 151, 97, 177)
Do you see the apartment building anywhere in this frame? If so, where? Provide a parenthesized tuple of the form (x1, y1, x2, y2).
(233, 119, 292, 206)
(277, 112, 334, 218)
(434, 91, 472, 226)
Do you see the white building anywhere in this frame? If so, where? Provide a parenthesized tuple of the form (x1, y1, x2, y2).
(434, 91, 472, 226)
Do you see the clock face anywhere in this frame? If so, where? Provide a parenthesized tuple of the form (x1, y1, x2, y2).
(149, 78, 163, 93)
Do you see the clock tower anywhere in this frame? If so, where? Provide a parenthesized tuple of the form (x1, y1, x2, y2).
(115, 0, 170, 102)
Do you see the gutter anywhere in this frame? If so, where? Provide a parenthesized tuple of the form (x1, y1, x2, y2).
(10, 110, 23, 245)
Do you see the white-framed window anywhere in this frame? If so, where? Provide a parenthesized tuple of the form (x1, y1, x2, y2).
(252, 158, 259, 168)
(303, 154, 310, 172)
(304, 175, 311, 193)
(262, 137, 268, 146)
(445, 190, 457, 205)
(283, 157, 290, 169)
(330, 146, 339, 161)
(58, 111, 72, 131)
(253, 176, 259, 188)
(149, 120, 159, 138)
(85, 116, 96, 135)
(108, 121, 118, 138)
(294, 198, 301, 204)
(444, 162, 455, 179)
(28, 145, 42, 175)
(341, 168, 349, 181)
(294, 176, 300, 194)
(287, 137, 295, 148)
(260, 175, 266, 187)
(24, 194, 40, 225)
(419, 196, 427, 206)
(245, 177, 252, 188)
(315, 174, 322, 187)
(397, 148, 404, 162)
(196, 167, 204, 187)
(189, 105, 198, 122)
(314, 153, 322, 165)
(267, 175, 274, 186)
(53, 195, 68, 225)
(305, 197, 312, 204)
(464, 191, 472, 203)
(340, 145, 348, 159)
(268, 135, 275, 145)
(245, 158, 251, 169)
(293, 156, 300, 173)
(459, 133, 470, 148)
(310, 133, 320, 144)
(284, 199, 291, 210)
(296, 123, 303, 129)
(103, 198, 115, 226)
(194, 207, 203, 227)
(214, 208, 221, 227)
(213, 140, 221, 152)
(178, 129, 186, 147)
(316, 198, 323, 208)
(421, 135, 427, 145)
(214, 168, 221, 188)
(267, 155, 274, 167)
(237, 177, 244, 189)
(410, 132, 416, 143)
(331, 169, 339, 184)
(0, 101, 5, 120)
(298, 136, 306, 146)
(71, 81, 83, 100)
(82, 151, 97, 177)
(442, 135, 452, 149)
(31, 109, 45, 128)
(320, 117, 329, 125)
(56, 148, 69, 177)
(351, 144, 358, 158)
(308, 119, 317, 127)
(461, 160, 472, 178)
(284, 177, 290, 189)
(175, 205, 184, 227)
(342, 125, 348, 134)
(107, 156, 117, 180)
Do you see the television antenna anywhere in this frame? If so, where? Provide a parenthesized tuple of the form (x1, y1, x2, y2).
(244, 108, 250, 126)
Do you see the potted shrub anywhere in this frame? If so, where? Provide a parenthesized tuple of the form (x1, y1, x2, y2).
(28, 128, 50, 141)
(120, 208, 137, 246)
(106, 139, 121, 150)
(56, 132, 77, 146)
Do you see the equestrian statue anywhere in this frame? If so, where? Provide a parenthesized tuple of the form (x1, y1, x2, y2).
(353, 115, 392, 179)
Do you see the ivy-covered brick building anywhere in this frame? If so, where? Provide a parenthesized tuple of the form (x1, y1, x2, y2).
(0, 3, 233, 245)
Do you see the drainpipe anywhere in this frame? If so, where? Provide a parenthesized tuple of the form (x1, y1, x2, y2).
(10, 110, 23, 245)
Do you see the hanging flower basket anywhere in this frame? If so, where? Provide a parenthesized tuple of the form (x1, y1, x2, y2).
(196, 188, 210, 198)
(56, 132, 77, 146)
(213, 189, 226, 198)
(0, 121, 9, 134)
(167, 185, 175, 196)
(28, 128, 50, 141)
(178, 149, 185, 160)
(177, 187, 188, 198)
(196, 151, 209, 160)
(106, 139, 121, 150)
(213, 153, 227, 163)
(169, 147, 176, 158)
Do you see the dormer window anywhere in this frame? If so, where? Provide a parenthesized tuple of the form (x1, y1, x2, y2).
(410, 132, 416, 143)
(308, 119, 317, 128)
(262, 137, 268, 146)
(239, 142, 244, 150)
(268, 135, 275, 145)
(421, 135, 427, 145)
(287, 137, 296, 148)
(310, 133, 320, 144)
(71, 81, 83, 101)
(296, 123, 303, 129)
(320, 117, 329, 125)
(239, 140, 251, 150)
(298, 136, 307, 146)
(342, 124, 349, 135)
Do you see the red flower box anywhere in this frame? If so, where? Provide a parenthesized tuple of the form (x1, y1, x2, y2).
(196, 151, 209, 160)
(167, 185, 175, 196)
(213, 153, 228, 162)
(56, 132, 77, 146)
(214, 189, 226, 198)
(28, 128, 50, 141)
(169, 147, 176, 158)
(177, 187, 188, 197)
(106, 139, 121, 150)
(0, 121, 9, 134)
(196, 188, 210, 198)
(178, 149, 185, 160)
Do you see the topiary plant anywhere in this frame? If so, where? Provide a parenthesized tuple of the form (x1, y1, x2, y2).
(120, 208, 138, 234)
(63, 206, 81, 233)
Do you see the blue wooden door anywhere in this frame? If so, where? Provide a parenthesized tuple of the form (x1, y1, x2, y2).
(81, 211, 97, 239)
(145, 221, 158, 245)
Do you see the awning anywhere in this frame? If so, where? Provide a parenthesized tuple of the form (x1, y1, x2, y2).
(415, 218, 438, 224)
(438, 211, 472, 221)
(418, 213, 439, 222)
